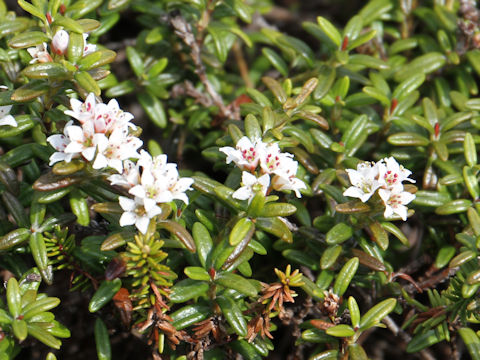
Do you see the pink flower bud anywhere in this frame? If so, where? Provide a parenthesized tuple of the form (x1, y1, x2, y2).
(51, 30, 69, 55)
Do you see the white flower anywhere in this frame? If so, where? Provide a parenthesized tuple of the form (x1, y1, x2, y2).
(270, 157, 306, 197)
(232, 172, 270, 202)
(0, 105, 16, 127)
(92, 128, 142, 173)
(64, 93, 97, 124)
(93, 98, 135, 135)
(220, 136, 261, 171)
(343, 162, 381, 202)
(51, 30, 69, 55)
(27, 43, 51, 64)
(379, 188, 416, 221)
(119, 196, 162, 234)
(107, 160, 141, 189)
(165, 170, 194, 205)
(259, 142, 293, 175)
(64, 122, 97, 161)
(47, 120, 76, 165)
(82, 33, 96, 55)
(378, 157, 415, 191)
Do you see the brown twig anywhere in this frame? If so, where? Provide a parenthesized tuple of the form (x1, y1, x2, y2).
(170, 14, 239, 121)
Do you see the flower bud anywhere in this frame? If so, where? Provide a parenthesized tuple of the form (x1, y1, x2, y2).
(51, 30, 69, 55)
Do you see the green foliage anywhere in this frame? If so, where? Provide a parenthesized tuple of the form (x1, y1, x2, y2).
(1, 0, 480, 358)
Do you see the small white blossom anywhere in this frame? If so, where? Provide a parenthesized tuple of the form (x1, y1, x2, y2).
(0, 105, 16, 127)
(47, 121, 75, 165)
(119, 196, 162, 234)
(379, 188, 416, 221)
(378, 157, 415, 191)
(232, 172, 270, 202)
(82, 33, 96, 55)
(220, 136, 261, 171)
(107, 160, 141, 189)
(64, 93, 97, 125)
(259, 142, 293, 175)
(93, 99, 135, 135)
(51, 30, 69, 55)
(343, 162, 382, 202)
(270, 157, 306, 198)
(27, 43, 51, 64)
(92, 128, 142, 173)
(63, 122, 97, 161)
(128, 153, 193, 209)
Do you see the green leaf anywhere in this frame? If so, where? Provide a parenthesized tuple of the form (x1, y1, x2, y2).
(0, 309, 12, 324)
(171, 304, 211, 330)
(215, 272, 258, 297)
(262, 76, 287, 104)
(12, 319, 28, 341)
(392, 73, 425, 100)
(326, 222, 353, 245)
(88, 279, 122, 313)
(94, 318, 111, 360)
(137, 91, 167, 128)
(464, 132, 477, 167)
(326, 324, 355, 337)
(27, 323, 62, 349)
(359, 298, 396, 330)
(126, 46, 144, 78)
(313, 65, 336, 100)
(0, 115, 37, 138)
(388, 132, 430, 146)
(18, 0, 46, 22)
(184, 266, 210, 281)
(283, 249, 318, 270)
(0, 228, 30, 250)
(192, 222, 213, 268)
(320, 245, 342, 270)
(22, 297, 60, 320)
(7, 278, 21, 317)
(406, 327, 445, 353)
(8, 31, 49, 48)
(229, 218, 254, 246)
(342, 114, 369, 156)
(333, 257, 359, 297)
(157, 220, 195, 252)
(450, 250, 476, 268)
(348, 344, 368, 360)
(255, 216, 292, 243)
(74, 71, 101, 97)
(12, 81, 49, 102)
(51, 14, 84, 33)
(78, 49, 116, 71)
(69, 189, 90, 226)
(394, 52, 446, 82)
(170, 278, 209, 303)
(316, 16, 341, 47)
(22, 63, 69, 80)
(217, 295, 248, 337)
(29, 233, 52, 284)
(262, 48, 288, 77)
(65, 0, 102, 19)
(348, 296, 361, 328)
(368, 221, 389, 251)
(435, 199, 472, 215)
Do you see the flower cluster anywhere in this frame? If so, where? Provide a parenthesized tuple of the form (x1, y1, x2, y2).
(47, 93, 193, 234)
(47, 93, 142, 170)
(220, 136, 306, 202)
(109, 152, 194, 234)
(27, 30, 96, 64)
(343, 157, 416, 220)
